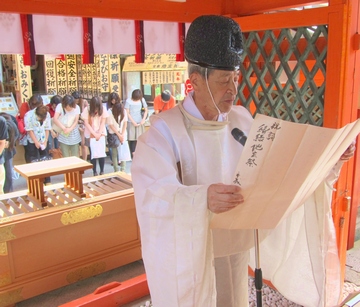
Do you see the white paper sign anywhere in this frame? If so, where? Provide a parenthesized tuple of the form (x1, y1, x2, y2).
(211, 114, 360, 230)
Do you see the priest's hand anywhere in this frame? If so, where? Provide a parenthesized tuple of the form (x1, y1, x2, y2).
(207, 183, 244, 214)
(340, 140, 356, 161)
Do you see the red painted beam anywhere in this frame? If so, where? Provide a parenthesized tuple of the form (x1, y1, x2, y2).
(59, 274, 149, 307)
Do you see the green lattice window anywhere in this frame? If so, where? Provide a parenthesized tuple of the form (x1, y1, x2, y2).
(238, 26, 327, 126)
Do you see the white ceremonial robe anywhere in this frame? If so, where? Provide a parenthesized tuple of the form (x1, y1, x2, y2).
(250, 165, 342, 307)
(131, 95, 342, 307)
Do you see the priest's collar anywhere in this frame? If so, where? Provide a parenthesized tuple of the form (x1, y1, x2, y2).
(179, 93, 230, 130)
(183, 91, 230, 122)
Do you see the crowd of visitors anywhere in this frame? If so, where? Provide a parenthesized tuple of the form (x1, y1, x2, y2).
(0, 88, 177, 194)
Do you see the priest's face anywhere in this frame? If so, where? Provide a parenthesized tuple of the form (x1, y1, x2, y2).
(209, 69, 239, 111)
(192, 69, 240, 120)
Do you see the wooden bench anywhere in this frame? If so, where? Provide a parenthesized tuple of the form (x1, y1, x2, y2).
(14, 157, 93, 207)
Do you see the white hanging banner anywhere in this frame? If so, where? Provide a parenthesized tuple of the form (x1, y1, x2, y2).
(0, 13, 24, 54)
(93, 18, 136, 55)
(32, 14, 83, 54)
(144, 21, 180, 54)
(0, 13, 191, 56)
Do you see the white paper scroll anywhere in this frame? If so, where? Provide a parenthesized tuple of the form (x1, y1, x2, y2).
(211, 114, 360, 230)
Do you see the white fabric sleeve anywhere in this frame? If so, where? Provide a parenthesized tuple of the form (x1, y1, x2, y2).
(131, 127, 216, 306)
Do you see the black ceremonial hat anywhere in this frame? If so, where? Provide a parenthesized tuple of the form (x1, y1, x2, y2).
(185, 15, 244, 71)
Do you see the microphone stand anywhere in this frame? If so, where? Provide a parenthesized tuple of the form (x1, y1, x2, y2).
(230, 129, 262, 305)
(254, 229, 263, 307)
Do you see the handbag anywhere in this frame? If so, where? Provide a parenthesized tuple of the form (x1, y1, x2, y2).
(49, 147, 63, 159)
(140, 98, 148, 119)
(107, 133, 120, 148)
(49, 139, 63, 159)
(90, 136, 107, 159)
(52, 118, 62, 133)
(52, 107, 72, 133)
(16, 114, 26, 134)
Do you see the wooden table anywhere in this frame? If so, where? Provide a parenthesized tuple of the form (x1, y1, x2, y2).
(14, 156, 93, 207)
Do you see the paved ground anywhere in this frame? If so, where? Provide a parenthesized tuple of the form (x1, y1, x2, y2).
(346, 239, 360, 285)
(344, 209, 360, 287)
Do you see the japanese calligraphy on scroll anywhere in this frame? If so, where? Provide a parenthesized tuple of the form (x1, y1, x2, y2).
(98, 54, 121, 95)
(95, 55, 102, 95)
(76, 55, 84, 95)
(15, 54, 32, 103)
(109, 54, 121, 95)
(211, 114, 360, 230)
(44, 55, 78, 96)
(91, 57, 98, 98)
(56, 58, 67, 96)
(76, 55, 102, 99)
(142, 71, 184, 85)
(44, 54, 121, 99)
(123, 54, 187, 72)
(99, 54, 109, 93)
(66, 55, 78, 94)
(45, 56, 57, 94)
(87, 64, 93, 98)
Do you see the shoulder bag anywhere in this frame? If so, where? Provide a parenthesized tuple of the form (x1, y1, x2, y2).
(52, 108, 66, 133)
(140, 98, 148, 119)
(107, 133, 120, 148)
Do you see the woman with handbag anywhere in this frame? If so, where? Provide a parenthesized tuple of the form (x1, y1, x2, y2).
(81, 96, 109, 176)
(52, 94, 81, 158)
(124, 89, 148, 158)
(106, 101, 131, 172)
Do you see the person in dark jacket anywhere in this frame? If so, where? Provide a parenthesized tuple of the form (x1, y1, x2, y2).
(0, 116, 8, 193)
(0, 113, 20, 193)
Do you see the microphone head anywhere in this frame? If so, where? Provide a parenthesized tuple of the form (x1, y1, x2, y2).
(231, 128, 244, 139)
(231, 128, 247, 146)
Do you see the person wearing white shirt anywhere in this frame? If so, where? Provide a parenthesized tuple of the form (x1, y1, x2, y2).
(53, 94, 81, 157)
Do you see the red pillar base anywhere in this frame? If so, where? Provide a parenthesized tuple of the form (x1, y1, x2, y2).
(59, 274, 149, 307)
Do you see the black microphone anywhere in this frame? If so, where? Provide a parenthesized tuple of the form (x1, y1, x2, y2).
(231, 128, 247, 146)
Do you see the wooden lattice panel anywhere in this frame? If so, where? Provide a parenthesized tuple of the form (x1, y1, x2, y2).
(239, 26, 327, 126)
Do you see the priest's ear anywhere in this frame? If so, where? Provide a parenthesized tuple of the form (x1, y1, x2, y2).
(189, 71, 201, 90)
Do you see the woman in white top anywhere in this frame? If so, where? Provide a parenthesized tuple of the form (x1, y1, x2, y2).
(124, 89, 148, 157)
(106, 101, 131, 172)
(53, 94, 81, 157)
(24, 104, 52, 184)
(81, 96, 108, 176)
